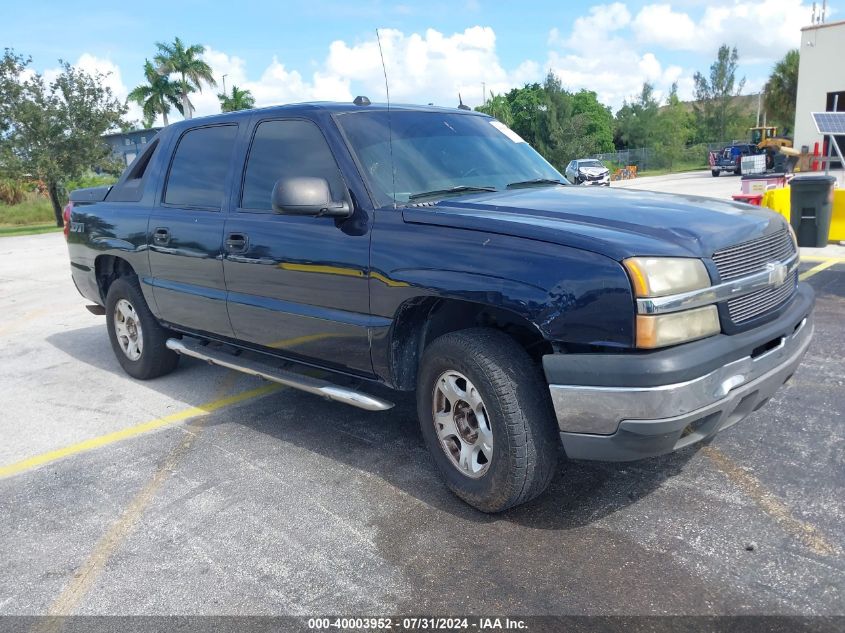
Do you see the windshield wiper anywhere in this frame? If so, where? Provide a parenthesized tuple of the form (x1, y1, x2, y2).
(506, 178, 567, 189)
(407, 185, 497, 202)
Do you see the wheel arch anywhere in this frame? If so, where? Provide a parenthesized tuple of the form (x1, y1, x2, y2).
(94, 254, 137, 304)
(387, 296, 552, 391)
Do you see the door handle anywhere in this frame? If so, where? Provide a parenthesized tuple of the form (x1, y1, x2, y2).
(153, 227, 170, 245)
(225, 233, 248, 253)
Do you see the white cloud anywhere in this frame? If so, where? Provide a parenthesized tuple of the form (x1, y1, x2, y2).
(633, 1, 812, 61)
(179, 26, 539, 121)
(323, 27, 537, 106)
(631, 4, 697, 50)
(186, 46, 351, 120)
(546, 0, 813, 110)
(545, 4, 688, 109)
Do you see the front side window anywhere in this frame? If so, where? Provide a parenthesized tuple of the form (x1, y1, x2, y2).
(164, 125, 238, 208)
(241, 119, 346, 210)
(336, 111, 564, 207)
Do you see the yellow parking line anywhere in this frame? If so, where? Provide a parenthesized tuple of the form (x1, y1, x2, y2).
(799, 260, 839, 280)
(800, 255, 845, 263)
(703, 446, 839, 557)
(31, 371, 250, 623)
(0, 382, 281, 480)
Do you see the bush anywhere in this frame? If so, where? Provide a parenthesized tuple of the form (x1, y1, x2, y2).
(0, 179, 26, 205)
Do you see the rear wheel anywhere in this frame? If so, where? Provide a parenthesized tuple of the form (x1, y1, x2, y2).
(711, 169, 720, 177)
(106, 276, 179, 380)
(417, 328, 559, 512)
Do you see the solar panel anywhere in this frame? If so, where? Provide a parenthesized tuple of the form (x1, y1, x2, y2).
(812, 112, 845, 134)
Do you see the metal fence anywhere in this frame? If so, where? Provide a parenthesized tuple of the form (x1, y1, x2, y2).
(590, 141, 731, 172)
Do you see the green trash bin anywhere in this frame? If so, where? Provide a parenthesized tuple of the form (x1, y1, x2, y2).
(789, 175, 836, 247)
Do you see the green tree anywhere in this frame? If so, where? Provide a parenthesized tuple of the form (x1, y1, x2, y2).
(506, 82, 547, 148)
(475, 91, 513, 127)
(128, 59, 182, 126)
(692, 44, 746, 142)
(154, 37, 216, 119)
(572, 89, 614, 154)
(0, 49, 30, 179)
(614, 82, 660, 149)
(1, 52, 126, 225)
(475, 72, 614, 170)
(764, 49, 799, 134)
(654, 83, 692, 170)
(218, 85, 256, 112)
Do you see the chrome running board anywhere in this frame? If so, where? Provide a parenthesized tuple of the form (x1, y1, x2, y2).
(166, 338, 394, 412)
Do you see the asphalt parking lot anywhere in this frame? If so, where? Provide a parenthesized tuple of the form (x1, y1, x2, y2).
(1, 197, 844, 617)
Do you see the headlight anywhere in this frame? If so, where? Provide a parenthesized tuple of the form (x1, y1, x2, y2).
(623, 257, 711, 297)
(636, 306, 721, 349)
(624, 257, 719, 348)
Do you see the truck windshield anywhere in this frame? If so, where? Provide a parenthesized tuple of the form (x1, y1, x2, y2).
(336, 110, 566, 206)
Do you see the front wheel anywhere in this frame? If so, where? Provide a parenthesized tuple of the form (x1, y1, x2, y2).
(105, 276, 179, 380)
(711, 169, 720, 177)
(417, 328, 559, 512)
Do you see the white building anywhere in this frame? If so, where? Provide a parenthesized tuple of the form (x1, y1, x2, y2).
(793, 19, 845, 167)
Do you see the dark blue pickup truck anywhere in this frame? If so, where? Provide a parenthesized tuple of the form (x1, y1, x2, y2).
(64, 102, 814, 511)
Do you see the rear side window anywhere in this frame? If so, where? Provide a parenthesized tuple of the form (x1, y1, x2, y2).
(165, 125, 237, 208)
(106, 138, 159, 203)
(241, 119, 345, 210)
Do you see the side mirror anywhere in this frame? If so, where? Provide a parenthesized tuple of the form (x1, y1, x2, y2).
(271, 177, 352, 218)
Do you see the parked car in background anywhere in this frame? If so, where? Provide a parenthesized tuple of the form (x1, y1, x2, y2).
(564, 159, 611, 186)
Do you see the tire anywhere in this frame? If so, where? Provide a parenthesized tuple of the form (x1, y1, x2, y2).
(105, 275, 179, 380)
(416, 328, 559, 512)
(711, 170, 720, 177)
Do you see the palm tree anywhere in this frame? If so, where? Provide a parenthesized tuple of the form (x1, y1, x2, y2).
(764, 49, 799, 134)
(128, 60, 182, 126)
(218, 85, 256, 112)
(154, 37, 216, 119)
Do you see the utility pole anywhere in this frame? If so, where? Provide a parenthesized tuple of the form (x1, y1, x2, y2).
(222, 74, 228, 96)
(482, 81, 486, 106)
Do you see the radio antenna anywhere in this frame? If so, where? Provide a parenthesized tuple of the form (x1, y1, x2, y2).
(376, 29, 396, 208)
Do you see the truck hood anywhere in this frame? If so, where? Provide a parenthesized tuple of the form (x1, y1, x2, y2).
(401, 186, 785, 260)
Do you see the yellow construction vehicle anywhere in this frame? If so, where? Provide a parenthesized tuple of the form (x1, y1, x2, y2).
(749, 126, 793, 168)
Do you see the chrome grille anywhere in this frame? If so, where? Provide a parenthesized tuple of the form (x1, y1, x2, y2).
(712, 228, 795, 281)
(713, 228, 798, 324)
(727, 270, 798, 323)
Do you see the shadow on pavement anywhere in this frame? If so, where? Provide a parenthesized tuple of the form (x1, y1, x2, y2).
(46, 322, 699, 532)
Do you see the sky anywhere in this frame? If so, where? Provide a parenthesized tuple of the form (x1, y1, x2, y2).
(1, 0, 837, 126)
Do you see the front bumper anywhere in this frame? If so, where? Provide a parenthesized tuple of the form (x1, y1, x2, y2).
(578, 175, 610, 186)
(545, 285, 814, 461)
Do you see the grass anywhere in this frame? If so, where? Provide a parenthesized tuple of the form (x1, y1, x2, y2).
(0, 195, 62, 237)
(0, 195, 56, 224)
(0, 223, 62, 237)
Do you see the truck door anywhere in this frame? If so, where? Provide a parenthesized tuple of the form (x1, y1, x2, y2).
(147, 123, 239, 336)
(222, 117, 373, 375)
